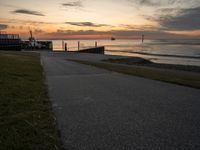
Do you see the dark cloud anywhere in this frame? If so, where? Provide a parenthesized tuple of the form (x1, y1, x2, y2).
(56, 29, 103, 35)
(135, 0, 160, 6)
(128, 0, 169, 6)
(129, 0, 200, 7)
(0, 24, 8, 30)
(65, 22, 110, 27)
(12, 9, 45, 16)
(120, 24, 157, 30)
(158, 7, 200, 30)
(62, 1, 82, 7)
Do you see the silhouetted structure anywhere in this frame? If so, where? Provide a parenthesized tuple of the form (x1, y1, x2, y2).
(0, 33, 21, 50)
(65, 43, 67, 51)
(78, 46, 104, 54)
(142, 34, 144, 43)
(111, 37, 116, 40)
(22, 31, 53, 50)
(95, 41, 98, 47)
(62, 40, 65, 50)
(78, 41, 80, 50)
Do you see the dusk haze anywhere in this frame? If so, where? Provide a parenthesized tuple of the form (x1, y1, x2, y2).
(0, 1, 200, 150)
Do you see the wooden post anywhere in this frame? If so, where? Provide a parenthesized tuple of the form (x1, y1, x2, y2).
(95, 41, 97, 47)
(142, 34, 144, 43)
(78, 41, 80, 51)
(62, 40, 64, 50)
(65, 43, 67, 52)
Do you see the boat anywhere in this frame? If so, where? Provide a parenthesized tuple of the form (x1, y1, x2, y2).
(111, 37, 116, 40)
(23, 30, 52, 50)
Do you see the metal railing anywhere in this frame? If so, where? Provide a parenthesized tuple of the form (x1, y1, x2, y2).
(0, 34, 20, 40)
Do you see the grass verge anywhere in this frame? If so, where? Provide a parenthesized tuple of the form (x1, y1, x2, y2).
(0, 51, 62, 150)
(68, 59, 200, 89)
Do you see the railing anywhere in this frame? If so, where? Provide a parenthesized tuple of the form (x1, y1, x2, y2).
(0, 34, 20, 40)
(0, 34, 21, 50)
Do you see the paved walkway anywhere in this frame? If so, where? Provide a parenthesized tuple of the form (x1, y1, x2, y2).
(41, 52, 200, 150)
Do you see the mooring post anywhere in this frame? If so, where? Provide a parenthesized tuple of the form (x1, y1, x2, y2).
(142, 34, 144, 43)
(78, 41, 80, 51)
(95, 41, 97, 47)
(62, 40, 65, 50)
(65, 43, 67, 52)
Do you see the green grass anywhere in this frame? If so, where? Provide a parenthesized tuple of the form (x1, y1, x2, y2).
(0, 52, 62, 150)
(68, 59, 200, 89)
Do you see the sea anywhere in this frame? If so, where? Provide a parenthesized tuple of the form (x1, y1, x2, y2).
(52, 39, 200, 66)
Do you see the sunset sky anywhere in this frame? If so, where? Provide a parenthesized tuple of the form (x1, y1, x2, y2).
(0, 0, 200, 39)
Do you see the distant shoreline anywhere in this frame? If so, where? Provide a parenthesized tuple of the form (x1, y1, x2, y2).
(51, 39, 200, 66)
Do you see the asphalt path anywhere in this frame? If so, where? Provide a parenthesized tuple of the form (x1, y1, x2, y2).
(41, 52, 200, 150)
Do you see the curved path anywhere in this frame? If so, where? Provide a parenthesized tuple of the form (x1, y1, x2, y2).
(41, 52, 200, 150)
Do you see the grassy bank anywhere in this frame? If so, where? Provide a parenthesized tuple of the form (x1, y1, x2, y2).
(0, 52, 62, 150)
(68, 59, 200, 89)
(103, 58, 200, 73)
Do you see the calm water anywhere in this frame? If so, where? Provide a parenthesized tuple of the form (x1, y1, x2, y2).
(52, 39, 200, 66)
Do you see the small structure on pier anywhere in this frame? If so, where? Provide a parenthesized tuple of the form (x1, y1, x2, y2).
(22, 31, 53, 50)
(0, 33, 21, 50)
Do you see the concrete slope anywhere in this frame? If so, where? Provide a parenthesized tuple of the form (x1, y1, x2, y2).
(41, 52, 200, 150)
